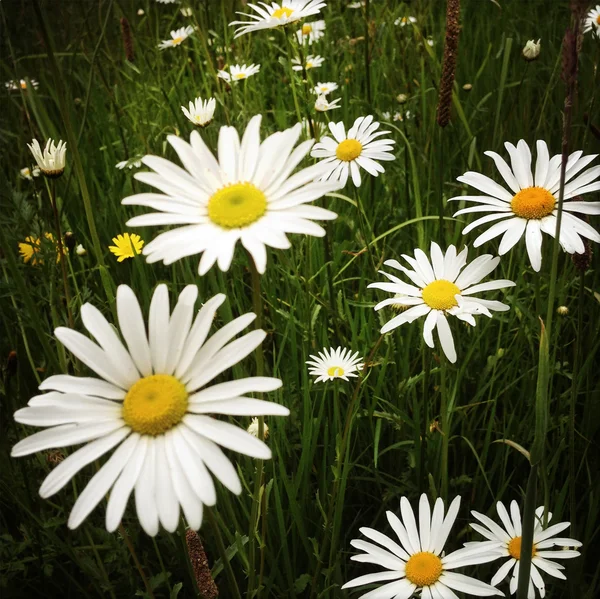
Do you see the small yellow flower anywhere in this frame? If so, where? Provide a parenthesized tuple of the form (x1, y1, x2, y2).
(108, 233, 144, 262)
(18, 233, 61, 265)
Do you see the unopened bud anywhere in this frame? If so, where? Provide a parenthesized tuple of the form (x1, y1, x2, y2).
(523, 39, 541, 62)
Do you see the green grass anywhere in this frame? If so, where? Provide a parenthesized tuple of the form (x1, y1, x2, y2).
(1, 0, 599, 597)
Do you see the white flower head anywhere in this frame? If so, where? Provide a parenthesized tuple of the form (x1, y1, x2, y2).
(75, 244, 87, 256)
(343, 494, 503, 597)
(312, 81, 338, 95)
(311, 115, 395, 187)
(28, 138, 67, 177)
(116, 158, 143, 170)
(217, 63, 261, 82)
(348, 1, 364, 7)
(449, 139, 600, 272)
(583, 5, 600, 36)
(181, 97, 216, 127)
(426, 38, 435, 47)
(314, 94, 341, 112)
(292, 54, 324, 71)
(368, 242, 516, 363)
(522, 39, 541, 61)
(137, 8, 144, 16)
(306, 347, 364, 383)
(230, 1, 326, 38)
(155, 0, 178, 4)
(20, 166, 40, 180)
(11, 285, 289, 536)
(6, 78, 39, 91)
(296, 19, 326, 44)
(247, 417, 269, 439)
(122, 115, 342, 275)
(180, 7, 193, 17)
(395, 15, 417, 27)
(469, 501, 582, 597)
(158, 26, 194, 50)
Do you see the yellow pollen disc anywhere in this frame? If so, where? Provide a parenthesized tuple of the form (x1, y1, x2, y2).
(597, 14, 600, 24)
(327, 366, 345, 377)
(122, 375, 188, 436)
(172, 36, 184, 45)
(272, 7, 294, 19)
(208, 182, 267, 229)
(422, 280, 460, 311)
(336, 139, 363, 162)
(20, 81, 27, 89)
(302, 23, 312, 34)
(510, 186, 555, 219)
(405, 552, 443, 586)
(507, 536, 537, 560)
(234, 72, 247, 80)
(306, 61, 313, 68)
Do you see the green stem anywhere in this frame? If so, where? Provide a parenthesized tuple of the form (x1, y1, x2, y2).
(440, 357, 449, 501)
(283, 31, 304, 124)
(119, 524, 155, 599)
(516, 465, 538, 599)
(208, 508, 242, 599)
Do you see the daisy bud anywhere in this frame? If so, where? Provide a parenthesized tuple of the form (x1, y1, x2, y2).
(64, 231, 76, 252)
(462, 83, 472, 91)
(27, 138, 67, 178)
(247, 417, 269, 440)
(557, 306, 569, 316)
(75, 244, 87, 257)
(522, 39, 541, 61)
(396, 93, 408, 103)
(137, 9, 144, 16)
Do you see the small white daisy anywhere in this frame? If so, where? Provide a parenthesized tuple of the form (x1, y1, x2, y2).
(20, 166, 40, 180)
(343, 494, 503, 598)
(158, 26, 194, 50)
(381, 111, 391, 121)
(28, 138, 67, 178)
(314, 94, 341, 112)
(393, 110, 412, 122)
(583, 5, 600, 36)
(5, 78, 39, 91)
(122, 115, 341, 275)
(11, 285, 289, 535)
(116, 158, 143, 170)
(292, 54, 325, 71)
(217, 63, 261, 83)
(348, 1, 364, 7)
(449, 139, 600, 272)
(181, 97, 216, 127)
(395, 16, 417, 27)
(230, 1, 326, 38)
(306, 347, 364, 383)
(311, 115, 395, 187)
(469, 501, 582, 598)
(368, 242, 515, 363)
(312, 81, 338, 95)
(296, 19, 326, 44)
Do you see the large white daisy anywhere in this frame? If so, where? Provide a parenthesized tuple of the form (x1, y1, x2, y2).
(230, 1, 326, 38)
(469, 501, 582, 598)
(296, 19, 326, 44)
(11, 285, 289, 536)
(368, 242, 515, 363)
(311, 116, 395, 187)
(583, 5, 600, 36)
(343, 494, 502, 598)
(449, 140, 600, 271)
(306, 346, 364, 383)
(122, 115, 341, 274)
(217, 63, 261, 83)
(158, 26, 194, 50)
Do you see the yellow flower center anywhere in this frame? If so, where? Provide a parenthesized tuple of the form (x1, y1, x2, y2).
(233, 72, 247, 80)
(122, 375, 188, 436)
(507, 536, 537, 560)
(421, 280, 460, 311)
(327, 366, 345, 377)
(208, 182, 267, 229)
(336, 139, 363, 162)
(20, 81, 27, 89)
(172, 36, 184, 45)
(306, 61, 313, 68)
(402, 17, 408, 23)
(510, 187, 555, 219)
(405, 552, 443, 586)
(302, 23, 312, 34)
(597, 14, 600, 24)
(272, 7, 294, 19)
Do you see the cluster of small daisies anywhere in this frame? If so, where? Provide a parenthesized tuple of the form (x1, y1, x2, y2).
(11, 4, 598, 599)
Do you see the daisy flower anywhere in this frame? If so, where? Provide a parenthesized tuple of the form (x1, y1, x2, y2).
(109, 233, 144, 262)
(449, 140, 600, 272)
(5, 78, 39, 91)
(158, 26, 194, 50)
(310, 115, 395, 187)
(469, 501, 582, 597)
(343, 494, 502, 598)
(11, 285, 289, 535)
(116, 158, 143, 170)
(28, 138, 67, 178)
(306, 347, 364, 383)
(583, 5, 600, 36)
(315, 95, 341, 112)
(122, 115, 341, 275)
(230, 1, 326, 38)
(395, 16, 417, 27)
(312, 81, 338, 95)
(292, 54, 324, 71)
(217, 63, 261, 83)
(296, 19, 326, 44)
(180, 7, 193, 16)
(20, 166, 40, 180)
(368, 242, 515, 363)
(181, 97, 216, 127)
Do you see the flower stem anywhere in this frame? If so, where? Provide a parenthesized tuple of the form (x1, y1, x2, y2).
(118, 524, 155, 599)
(207, 508, 242, 599)
(440, 356, 449, 501)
